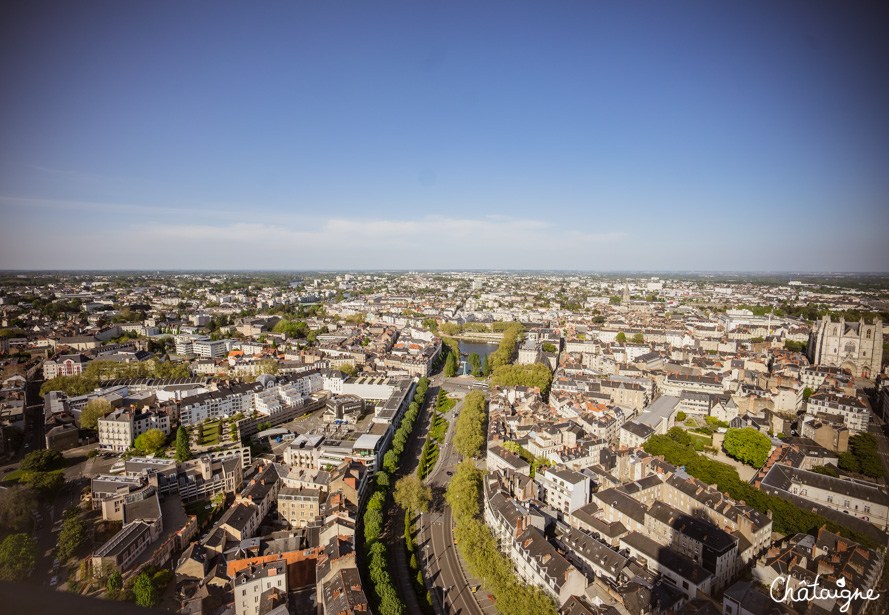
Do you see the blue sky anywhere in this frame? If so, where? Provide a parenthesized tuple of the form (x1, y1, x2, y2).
(1, 1, 887, 271)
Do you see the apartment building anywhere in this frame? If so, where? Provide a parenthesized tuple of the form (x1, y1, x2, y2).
(193, 338, 227, 358)
(234, 561, 288, 615)
(98, 405, 173, 452)
(661, 373, 725, 397)
(645, 500, 740, 590)
(284, 434, 325, 469)
(319, 567, 369, 615)
(278, 487, 323, 528)
(536, 467, 591, 515)
(487, 445, 531, 476)
(662, 474, 772, 560)
(125, 454, 244, 503)
(759, 464, 889, 530)
(619, 421, 654, 449)
(621, 531, 713, 600)
(175, 334, 210, 356)
(509, 526, 587, 607)
(805, 392, 870, 434)
(179, 382, 261, 425)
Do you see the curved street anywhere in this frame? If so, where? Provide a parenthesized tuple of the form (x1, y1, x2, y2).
(417, 383, 499, 615)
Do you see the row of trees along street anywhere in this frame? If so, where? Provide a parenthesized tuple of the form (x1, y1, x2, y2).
(447, 390, 557, 615)
(361, 377, 430, 615)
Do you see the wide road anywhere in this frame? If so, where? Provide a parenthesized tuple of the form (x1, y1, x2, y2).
(418, 393, 498, 615)
(867, 413, 889, 475)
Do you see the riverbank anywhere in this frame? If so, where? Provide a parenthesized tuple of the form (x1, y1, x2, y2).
(449, 333, 503, 342)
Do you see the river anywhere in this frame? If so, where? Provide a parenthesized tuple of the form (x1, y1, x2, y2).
(457, 341, 500, 375)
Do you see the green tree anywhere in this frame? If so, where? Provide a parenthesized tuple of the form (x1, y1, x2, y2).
(133, 571, 158, 607)
(490, 363, 553, 397)
(20, 449, 63, 472)
(56, 516, 86, 561)
(803, 387, 814, 400)
(616, 332, 627, 343)
(364, 508, 384, 543)
(0, 486, 37, 532)
(541, 342, 557, 353)
(344, 312, 366, 324)
(440, 322, 462, 336)
(79, 398, 113, 429)
(271, 319, 309, 339)
(339, 363, 358, 378)
(838, 451, 860, 473)
(153, 569, 173, 591)
(134, 428, 167, 454)
(382, 449, 398, 474)
(257, 358, 279, 375)
(444, 351, 458, 377)
(467, 352, 482, 376)
(446, 460, 482, 522)
(393, 475, 432, 515)
(107, 570, 123, 594)
(24, 471, 64, 497)
(175, 425, 191, 462)
(454, 392, 486, 459)
(631, 333, 644, 344)
(676, 411, 687, 422)
(722, 427, 772, 468)
(849, 433, 884, 478)
(482, 353, 491, 377)
(812, 465, 839, 478)
(0, 533, 37, 582)
(667, 427, 692, 446)
(489, 323, 524, 370)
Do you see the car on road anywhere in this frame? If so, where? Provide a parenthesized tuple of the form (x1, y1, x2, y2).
(446, 471, 453, 476)
(49, 576, 58, 588)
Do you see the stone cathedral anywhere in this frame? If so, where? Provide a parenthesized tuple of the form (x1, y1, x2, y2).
(807, 316, 883, 378)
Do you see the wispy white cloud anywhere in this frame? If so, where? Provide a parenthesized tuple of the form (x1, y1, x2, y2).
(0, 195, 244, 220)
(0, 214, 628, 269)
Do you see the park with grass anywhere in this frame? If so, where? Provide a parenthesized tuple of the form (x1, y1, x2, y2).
(418, 413, 448, 480)
(1, 449, 69, 498)
(434, 388, 456, 414)
(644, 429, 881, 549)
(200, 420, 221, 445)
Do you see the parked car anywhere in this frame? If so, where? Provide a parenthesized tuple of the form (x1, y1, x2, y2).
(49, 576, 58, 588)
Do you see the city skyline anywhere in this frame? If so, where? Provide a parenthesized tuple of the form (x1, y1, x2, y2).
(1, 1, 888, 271)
